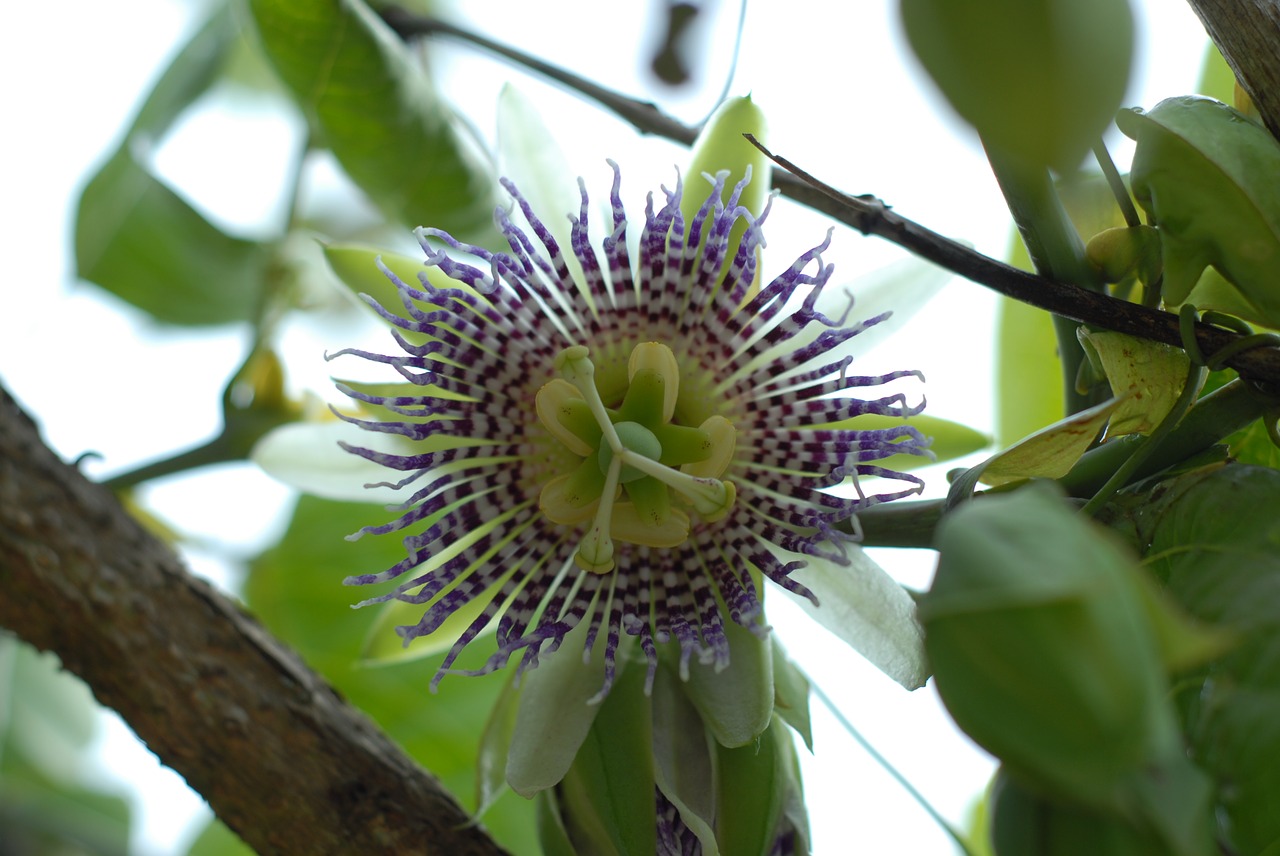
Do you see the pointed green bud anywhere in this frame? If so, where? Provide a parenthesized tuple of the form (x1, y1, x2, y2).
(682, 95, 770, 225)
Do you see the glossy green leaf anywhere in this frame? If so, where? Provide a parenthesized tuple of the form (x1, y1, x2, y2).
(1119, 96, 1280, 326)
(714, 715, 789, 856)
(900, 0, 1132, 171)
(246, 0, 495, 235)
(556, 664, 657, 856)
(74, 5, 270, 326)
(186, 817, 255, 856)
(979, 395, 1123, 486)
(673, 618, 773, 748)
(505, 618, 617, 798)
(1076, 330, 1191, 436)
(1133, 464, 1280, 854)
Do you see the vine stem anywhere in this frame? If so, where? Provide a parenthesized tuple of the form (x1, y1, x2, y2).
(382, 8, 1280, 391)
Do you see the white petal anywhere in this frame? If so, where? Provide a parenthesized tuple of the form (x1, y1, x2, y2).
(250, 421, 419, 503)
(781, 548, 930, 690)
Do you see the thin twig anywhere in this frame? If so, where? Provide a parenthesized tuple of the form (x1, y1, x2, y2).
(382, 8, 1280, 391)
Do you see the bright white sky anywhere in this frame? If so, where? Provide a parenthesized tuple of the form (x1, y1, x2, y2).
(1, 1, 1209, 853)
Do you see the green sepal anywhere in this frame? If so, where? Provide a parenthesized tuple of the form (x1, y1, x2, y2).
(651, 665, 721, 855)
(505, 616, 620, 798)
(924, 483, 1189, 809)
(713, 714, 791, 856)
(672, 618, 774, 748)
(770, 637, 814, 751)
(554, 662, 657, 856)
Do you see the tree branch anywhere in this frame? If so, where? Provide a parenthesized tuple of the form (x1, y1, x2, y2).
(1182, 0, 1280, 140)
(0, 382, 508, 856)
(384, 8, 1280, 392)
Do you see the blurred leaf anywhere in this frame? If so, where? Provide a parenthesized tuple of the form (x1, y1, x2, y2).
(76, 152, 270, 325)
(1119, 96, 1280, 326)
(131, 2, 239, 142)
(0, 641, 132, 856)
(186, 816, 255, 856)
(475, 672, 520, 818)
(900, 0, 1132, 171)
(995, 295, 1062, 448)
(74, 4, 271, 325)
(1133, 464, 1280, 854)
(1077, 330, 1191, 436)
(813, 412, 989, 472)
(245, 495, 537, 851)
(979, 396, 1123, 486)
(1196, 41, 1236, 105)
(246, 0, 495, 236)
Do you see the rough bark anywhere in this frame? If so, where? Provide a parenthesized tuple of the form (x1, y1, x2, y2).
(1184, 0, 1280, 139)
(0, 382, 508, 856)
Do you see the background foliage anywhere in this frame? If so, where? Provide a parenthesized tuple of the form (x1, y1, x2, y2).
(3, 0, 1279, 854)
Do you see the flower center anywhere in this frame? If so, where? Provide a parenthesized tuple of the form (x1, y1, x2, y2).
(535, 342, 738, 574)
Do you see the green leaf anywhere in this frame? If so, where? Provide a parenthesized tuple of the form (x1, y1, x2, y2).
(1118, 96, 1280, 326)
(246, 0, 495, 235)
(924, 485, 1194, 813)
(811, 412, 989, 472)
(73, 4, 271, 326)
(1134, 464, 1280, 854)
(651, 667, 720, 855)
(900, 0, 1133, 171)
(76, 151, 271, 325)
(0, 640, 133, 856)
(186, 817, 255, 856)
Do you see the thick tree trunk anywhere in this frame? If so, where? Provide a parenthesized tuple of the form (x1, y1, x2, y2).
(0, 383, 507, 856)
(1183, 0, 1280, 139)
